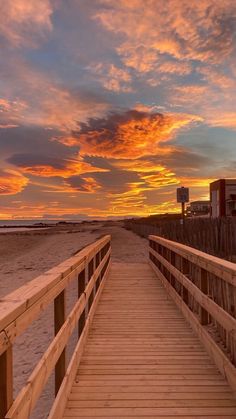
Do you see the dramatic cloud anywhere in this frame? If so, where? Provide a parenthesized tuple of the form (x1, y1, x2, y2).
(7, 154, 108, 178)
(65, 176, 101, 193)
(73, 110, 201, 159)
(0, 57, 110, 131)
(0, 0, 53, 47)
(0, 1, 235, 218)
(0, 169, 28, 195)
(95, 0, 236, 67)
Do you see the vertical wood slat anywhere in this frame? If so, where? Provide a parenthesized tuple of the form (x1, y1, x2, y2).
(88, 258, 94, 312)
(96, 251, 102, 291)
(0, 346, 13, 418)
(170, 251, 176, 288)
(181, 257, 189, 306)
(200, 268, 209, 325)
(84, 264, 89, 319)
(78, 270, 85, 338)
(54, 290, 66, 396)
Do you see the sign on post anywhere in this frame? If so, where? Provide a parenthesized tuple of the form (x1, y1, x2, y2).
(177, 187, 189, 203)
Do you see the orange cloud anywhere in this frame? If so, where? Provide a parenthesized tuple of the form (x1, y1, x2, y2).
(112, 159, 178, 188)
(108, 182, 180, 216)
(0, 97, 27, 127)
(65, 176, 102, 193)
(140, 171, 178, 188)
(74, 110, 202, 159)
(0, 169, 28, 195)
(117, 44, 158, 73)
(0, 58, 109, 131)
(88, 63, 132, 92)
(12, 157, 108, 178)
(158, 61, 192, 76)
(112, 159, 172, 173)
(180, 177, 215, 188)
(206, 113, 236, 130)
(50, 136, 81, 147)
(198, 67, 235, 90)
(95, 0, 236, 68)
(0, 0, 53, 47)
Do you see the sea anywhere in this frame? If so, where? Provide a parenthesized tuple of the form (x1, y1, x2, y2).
(0, 219, 59, 227)
(0, 219, 60, 233)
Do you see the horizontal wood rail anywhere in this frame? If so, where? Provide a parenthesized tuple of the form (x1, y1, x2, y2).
(149, 235, 236, 394)
(0, 235, 111, 419)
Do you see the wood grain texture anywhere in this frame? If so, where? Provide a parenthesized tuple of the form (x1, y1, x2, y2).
(61, 262, 236, 418)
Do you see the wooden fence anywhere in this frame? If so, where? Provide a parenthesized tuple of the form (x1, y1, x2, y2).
(0, 235, 111, 419)
(149, 234, 236, 393)
(125, 217, 236, 261)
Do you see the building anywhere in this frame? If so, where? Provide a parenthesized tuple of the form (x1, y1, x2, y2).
(186, 201, 210, 217)
(210, 179, 236, 217)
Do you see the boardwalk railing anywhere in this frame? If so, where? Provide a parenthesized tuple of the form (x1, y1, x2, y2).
(149, 234, 236, 394)
(0, 235, 111, 419)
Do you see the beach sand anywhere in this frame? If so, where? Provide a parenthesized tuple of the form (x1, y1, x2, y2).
(0, 221, 147, 418)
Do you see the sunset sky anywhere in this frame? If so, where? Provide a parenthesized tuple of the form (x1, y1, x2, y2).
(0, 0, 236, 219)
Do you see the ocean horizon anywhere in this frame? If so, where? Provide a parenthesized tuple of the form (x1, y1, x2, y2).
(0, 219, 70, 227)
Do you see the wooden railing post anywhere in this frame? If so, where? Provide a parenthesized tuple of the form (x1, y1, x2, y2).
(96, 251, 102, 291)
(78, 269, 85, 337)
(88, 258, 94, 312)
(0, 346, 13, 418)
(54, 290, 66, 395)
(85, 263, 89, 319)
(200, 268, 209, 325)
(170, 251, 176, 288)
(181, 258, 189, 306)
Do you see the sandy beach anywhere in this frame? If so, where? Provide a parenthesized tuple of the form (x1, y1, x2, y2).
(0, 221, 147, 418)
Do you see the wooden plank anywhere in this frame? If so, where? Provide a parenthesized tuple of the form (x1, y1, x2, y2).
(70, 384, 231, 393)
(63, 406, 236, 416)
(54, 290, 66, 395)
(66, 399, 236, 407)
(68, 391, 234, 400)
(200, 268, 209, 325)
(78, 270, 85, 337)
(0, 346, 13, 418)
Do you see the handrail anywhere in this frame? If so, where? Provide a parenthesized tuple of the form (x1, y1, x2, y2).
(0, 235, 111, 419)
(149, 234, 236, 394)
(149, 235, 236, 286)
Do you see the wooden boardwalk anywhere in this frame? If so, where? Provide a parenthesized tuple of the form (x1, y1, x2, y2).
(62, 262, 236, 418)
(2, 234, 236, 419)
